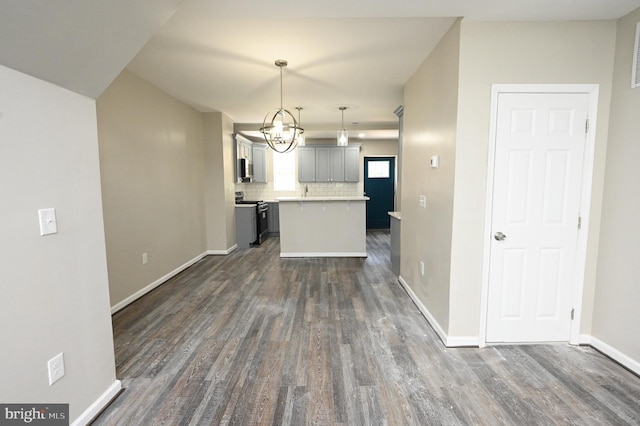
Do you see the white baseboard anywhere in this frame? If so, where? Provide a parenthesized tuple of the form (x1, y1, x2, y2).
(446, 335, 480, 347)
(589, 336, 640, 376)
(207, 244, 237, 255)
(398, 278, 640, 371)
(398, 276, 479, 348)
(71, 380, 122, 426)
(110, 252, 208, 314)
(579, 334, 592, 345)
(398, 276, 447, 345)
(280, 252, 368, 258)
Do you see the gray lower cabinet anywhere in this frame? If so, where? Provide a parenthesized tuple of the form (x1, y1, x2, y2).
(236, 206, 257, 248)
(389, 213, 401, 276)
(267, 202, 279, 234)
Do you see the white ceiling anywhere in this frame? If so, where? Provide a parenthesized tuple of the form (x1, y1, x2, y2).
(126, 15, 456, 140)
(0, 0, 184, 99)
(2, 0, 639, 141)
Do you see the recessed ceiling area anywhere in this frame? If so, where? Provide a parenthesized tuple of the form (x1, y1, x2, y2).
(126, 16, 456, 141)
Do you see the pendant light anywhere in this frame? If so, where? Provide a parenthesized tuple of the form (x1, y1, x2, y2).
(295, 107, 305, 146)
(337, 106, 349, 146)
(259, 60, 303, 153)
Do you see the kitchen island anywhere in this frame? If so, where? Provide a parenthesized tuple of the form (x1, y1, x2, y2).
(277, 196, 369, 257)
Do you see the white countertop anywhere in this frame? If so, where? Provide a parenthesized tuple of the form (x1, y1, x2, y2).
(235, 204, 257, 208)
(277, 196, 370, 202)
(388, 211, 402, 220)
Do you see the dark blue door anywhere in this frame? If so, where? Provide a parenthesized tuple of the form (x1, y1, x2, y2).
(364, 157, 395, 229)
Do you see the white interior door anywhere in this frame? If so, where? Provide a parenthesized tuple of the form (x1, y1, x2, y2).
(486, 92, 588, 343)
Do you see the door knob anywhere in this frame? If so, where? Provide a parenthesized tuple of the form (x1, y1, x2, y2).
(494, 232, 507, 241)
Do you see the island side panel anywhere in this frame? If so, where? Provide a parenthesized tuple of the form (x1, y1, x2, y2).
(279, 200, 367, 257)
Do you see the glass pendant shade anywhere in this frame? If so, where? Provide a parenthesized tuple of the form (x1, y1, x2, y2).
(259, 60, 303, 153)
(337, 106, 349, 146)
(337, 129, 348, 146)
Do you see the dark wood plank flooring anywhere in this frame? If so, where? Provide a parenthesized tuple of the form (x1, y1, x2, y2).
(93, 231, 640, 425)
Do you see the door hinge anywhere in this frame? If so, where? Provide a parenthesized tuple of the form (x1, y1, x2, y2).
(585, 119, 590, 133)
(578, 215, 582, 230)
(571, 308, 575, 320)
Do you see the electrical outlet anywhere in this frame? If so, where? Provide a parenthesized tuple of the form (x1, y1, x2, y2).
(48, 353, 65, 385)
(420, 261, 425, 276)
(418, 195, 427, 208)
(142, 253, 148, 265)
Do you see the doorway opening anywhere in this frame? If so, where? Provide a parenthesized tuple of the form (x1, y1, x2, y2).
(364, 156, 396, 229)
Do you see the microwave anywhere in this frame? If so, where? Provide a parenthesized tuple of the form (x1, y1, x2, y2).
(238, 158, 253, 182)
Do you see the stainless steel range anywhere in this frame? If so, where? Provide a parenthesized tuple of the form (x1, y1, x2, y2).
(235, 191, 269, 245)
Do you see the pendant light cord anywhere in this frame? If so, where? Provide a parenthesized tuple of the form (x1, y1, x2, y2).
(279, 66, 284, 111)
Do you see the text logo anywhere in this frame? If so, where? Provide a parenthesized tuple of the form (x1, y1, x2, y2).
(0, 404, 68, 425)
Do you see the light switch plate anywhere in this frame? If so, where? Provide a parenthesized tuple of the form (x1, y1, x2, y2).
(38, 208, 58, 236)
(430, 155, 440, 168)
(48, 352, 65, 385)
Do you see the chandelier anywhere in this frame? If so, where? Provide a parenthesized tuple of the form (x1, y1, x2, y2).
(260, 60, 304, 153)
(337, 106, 349, 146)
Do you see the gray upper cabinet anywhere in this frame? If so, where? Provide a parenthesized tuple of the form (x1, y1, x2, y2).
(330, 147, 345, 182)
(315, 147, 332, 182)
(252, 144, 267, 183)
(316, 146, 344, 182)
(236, 136, 253, 160)
(235, 134, 267, 184)
(298, 145, 360, 182)
(344, 146, 360, 182)
(297, 146, 316, 182)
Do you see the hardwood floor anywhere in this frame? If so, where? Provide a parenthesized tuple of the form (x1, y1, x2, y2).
(93, 231, 640, 425)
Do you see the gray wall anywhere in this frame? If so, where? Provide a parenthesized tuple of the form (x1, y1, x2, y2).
(450, 20, 616, 338)
(203, 112, 237, 252)
(0, 64, 117, 422)
(592, 7, 640, 364)
(97, 70, 207, 309)
(401, 19, 619, 344)
(401, 19, 461, 334)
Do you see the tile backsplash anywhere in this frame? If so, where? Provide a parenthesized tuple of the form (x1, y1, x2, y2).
(237, 181, 364, 201)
